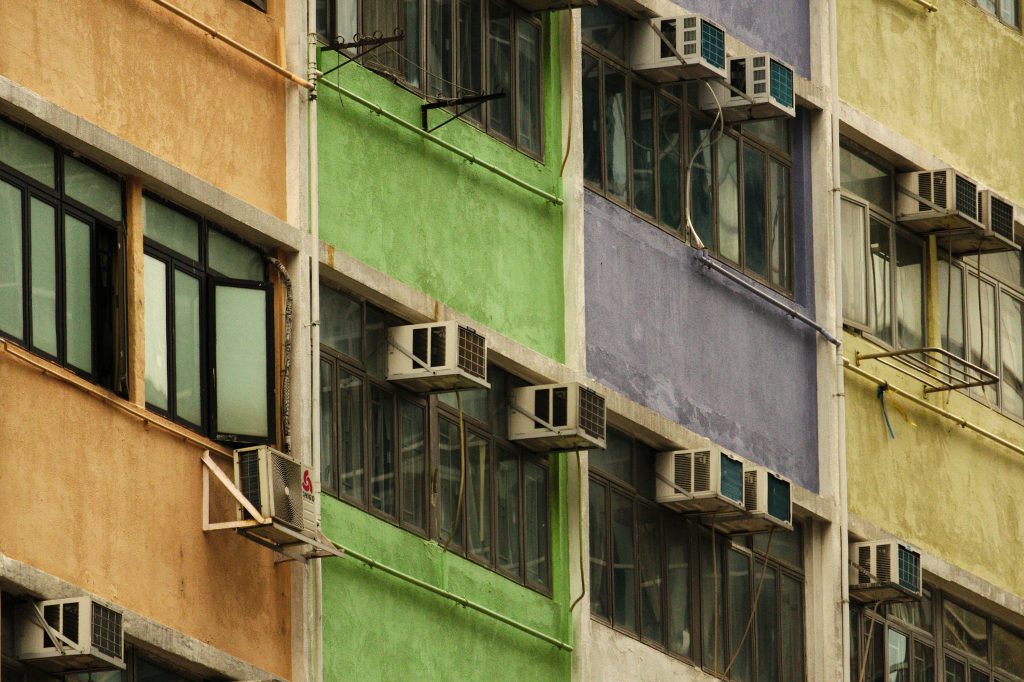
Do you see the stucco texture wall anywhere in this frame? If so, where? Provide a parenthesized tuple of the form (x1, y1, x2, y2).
(838, 0, 1024, 202)
(845, 334, 1024, 597)
(0, 358, 292, 678)
(1, 0, 288, 220)
(316, 26, 565, 362)
(320, 464, 571, 682)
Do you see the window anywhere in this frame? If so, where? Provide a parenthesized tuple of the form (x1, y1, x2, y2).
(851, 585, 1024, 682)
(588, 428, 805, 679)
(240, 0, 268, 11)
(976, 0, 1018, 27)
(323, 0, 544, 157)
(319, 286, 552, 591)
(143, 194, 273, 443)
(0, 118, 127, 395)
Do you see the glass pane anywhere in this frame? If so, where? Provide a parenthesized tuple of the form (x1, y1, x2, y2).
(633, 441, 656, 500)
(690, 119, 715, 248)
(439, 418, 462, 547)
(896, 232, 925, 348)
(458, 0, 482, 120)
(144, 255, 168, 409)
(338, 367, 364, 500)
(701, 535, 727, 672)
(939, 261, 966, 359)
(840, 146, 892, 212)
(978, 0, 997, 13)
(943, 600, 989, 660)
(581, 5, 627, 59)
(30, 199, 56, 355)
(402, 0, 421, 86)
(400, 400, 426, 529)
(488, 366, 511, 439)
(214, 285, 268, 437)
(589, 479, 610, 620)
(1000, 0, 1017, 25)
(466, 430, 491, 561)
(516, 18, 541, 155)
(743, 119, 790, 152)
(744, 145, 768, 278)
(637, 504, 662, 642)
(631, 85, 655, 217)
(612, 491, 636, 633)
(582, 54, 602, 188)
(718, 136, 740, 262)
(780, 574, 804, 682)
(0, 120, 54, 187)
(497, 450, 521, 576)
(970, 669, 989, 682)
(487, 1, 513, 140)
(967, 251, 1023, 289)
(428, 0, 454, 98)
(208, 230, 262, 281)
(658, 97, 682, 230)
(753, 526, 802, 568)
(945, 657, 966, 682)
(136, 658, 188, 681)
(604, 68, 628, 202)
(993, 622, 1024, 673)
(889, 586, 932, 631)
(439, 387, 488, 423)
(913, 641, 934, 682)
(174, 271, 202, 425)
(365, 304, 391, 378)
(1000, 293, 1024, 419)
(842, 199, 870, 326)
(64, 155, 121, 221)
(319, 286, 361, 359)
(769, 160, 790, 289)
(64, 214, 93, 373)
(588, 428, 632, 483)
(756, 566, 779, 682)
(728, 548, 753, 681)
(369, 385, 395, 516)
(524, 460, 549, 587)
(666, 521, 692, 658)
(967, 274, 998, 403)
(68, 671, 125, 682)
(320, 359, 336, 494)
(888, 629, 910, 682)
(143, 197, 199, 261)
(0, 180, 24, 339)
(315, 0, 332, 38)
(870, 218, 893, 344)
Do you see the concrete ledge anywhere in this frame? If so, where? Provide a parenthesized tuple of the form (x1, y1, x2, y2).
(0, 75, 304, 253)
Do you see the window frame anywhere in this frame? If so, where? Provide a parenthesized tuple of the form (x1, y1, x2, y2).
(973, 0, 1020, 29)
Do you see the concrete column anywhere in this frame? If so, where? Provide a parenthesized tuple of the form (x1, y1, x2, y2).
(125, 177, 146, 408)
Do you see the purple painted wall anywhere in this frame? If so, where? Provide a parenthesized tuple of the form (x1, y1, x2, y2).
(675, 0, 811, 78)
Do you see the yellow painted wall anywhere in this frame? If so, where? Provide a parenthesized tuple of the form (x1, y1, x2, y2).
(1, 0, 288, 220)
(0, 356, 292, 678)
(838, 0, 1024, 201)
(844, 333, 1024, 597)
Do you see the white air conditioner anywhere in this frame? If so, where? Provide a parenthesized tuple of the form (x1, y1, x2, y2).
(509, 383, 606, 451)
(654, 447, 745, 514)
(849, 539, 923, 603)
(234, 446, 318, 545)
(387, 321, 490, 392)
(896, 169, 982, 235)
(631, 14, 727, 82)
(700, 53, 795, 122)
(971, 189, 1020, 253)
(716, 466, 793, 534)
(16, 597, 125, 674)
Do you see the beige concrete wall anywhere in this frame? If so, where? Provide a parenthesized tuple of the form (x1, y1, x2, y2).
(844, 333, 1024, 597)
(1, 0, 289, 220)
(837, 0, 1024, 201)
(0, 356, 292, 678)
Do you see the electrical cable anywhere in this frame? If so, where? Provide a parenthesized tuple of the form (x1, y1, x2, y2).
(711, 522, 720, 672)
(559, 39, 574, 178)
(723, 527, 776, 677)
(684, 80, 725, 251)
(855, 602, 884, 682)
(569, 451, 587, 612)
(441, 391, 468, 553)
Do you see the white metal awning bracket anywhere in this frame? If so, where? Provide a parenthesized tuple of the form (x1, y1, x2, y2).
(201, 450, 271, 531)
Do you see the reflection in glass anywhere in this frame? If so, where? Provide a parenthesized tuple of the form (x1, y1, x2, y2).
(524, 461, 549, 586)
(658, 97, 682, 230)
(589, 480, 609, 620)
(967, 274, 998, 403)
(320, 359, 336, 493)
(756, 565, 779, 682)
(943, 600, 989, 660)
(214, 286, 267, 436)
(64, 155, 122, 220)
(0, 181, 23, 339)
(701, 535, 726, 672)
(466, 431, 491, 561)
(769, 160, 790, 289)
(728, 549, 752, 680)
(869, 219, 893, 344)
(912, 640, 934, 682)
(938, 261, 965, 359)
(631, 85, 655, 216)
(840, 146, 892, 212)
(439, 418, 462, 547)
(370, 385, 395, 516)
(458, 0, 483, 122)
(338, 368, 364, 500)
(497, 450, 520, 575)
(30, 199, 57, 355)
(887, 629, 909, 682)
(144, 197, 198, 261)
(582, 54, 602, 187)
(637, 504, 662, 642)
(320, 286, 362, 359)
(0, 120, 54, 187)
(896, 232, 925, 349)
(604, 68, 628, 202)
(690, 121, 714, 249)
(487, 0, 513, 139)
(666, 522, 691, 658)
(144, 255, 169, 410)
(174, 271, 202, 426)
(717, 135, 740, 262)
(611, 491, 636, 633)
(428, 0, 454, 98)
(64, 215, 93, 373)
(400, 401, 426, 529)
(842, 199, 870, 326)
(1000, 293, 1024, 418)
(208, 229, 263, 280)
(516, 18, 541, 155)
(744, 146, 767, 278)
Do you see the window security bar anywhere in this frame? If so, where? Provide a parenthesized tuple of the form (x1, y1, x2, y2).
(421, 92, 507, 133)
(645, 20, 755, 104)
(853, 347, 998, 394)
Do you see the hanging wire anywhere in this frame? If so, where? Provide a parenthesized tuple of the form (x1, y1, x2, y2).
(723, 526, 776, 677)
(855, 603, 884, 682)
(877, 384, 896, 439)
(684, 80, 725, 250)
(441, 391, 468, 553)
(569, 451, 587, 612)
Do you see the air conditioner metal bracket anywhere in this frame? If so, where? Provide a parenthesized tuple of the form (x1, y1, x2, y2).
(239, 525, 346, 564)
(421, 92, 506, 133)
(201, 451, 270, 531)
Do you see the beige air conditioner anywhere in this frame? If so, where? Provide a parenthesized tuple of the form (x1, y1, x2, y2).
(387, 321, 489, 392)
(700, 53, 795, 122)
(655, 447, 745, 514)
(849, 539, 923, 603)
(16, 597, 125, 674)
(234, 445, 318, 545)
(631, 14, 727, 82)
(509, 383, 606, 451)
(716, 465, 794, 534)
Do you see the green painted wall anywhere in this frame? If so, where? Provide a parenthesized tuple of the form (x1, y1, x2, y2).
(317, 16, 565, 362)
(321, 462, 571, 682)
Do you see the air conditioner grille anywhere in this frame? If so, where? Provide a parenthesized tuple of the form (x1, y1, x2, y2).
(990, 196, 1014, 239)
(700, 20, 725, 69)
(674, 452, 692, 493)
(693, 451, 711, 493)
(743, 470, 758, 512)
(719, 453, 744, 503)
(955, 174, 977, 219)
(577, 387, 605, 440)
(876, 544, 891, 583)
(238, 450, 263, 516)
(271, 452, 304, 528)
(766, 473, 791, 522)
(91, 604, 123, 660)
(918, 172, 932, 212)
(898, 546, 921, 593)
(769, 59, 794, 108)
(457, 326, 486, 379)
(932, 172, 948, 210)
(858, 546, 871, 584)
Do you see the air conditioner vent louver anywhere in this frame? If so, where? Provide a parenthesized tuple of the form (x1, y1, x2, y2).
(934, 172, 948, 209)
(90, 605, 122, 661)
(917, 172, 932, 212)
(693, 452, 711, 493)
(387, 322, 489, 392)
(509, 383, 606, 451)
(743, 470, 758, 512)
(674, 452, 692, 492)
(849, 540, 922, 603)
(858, 546, 872, 584)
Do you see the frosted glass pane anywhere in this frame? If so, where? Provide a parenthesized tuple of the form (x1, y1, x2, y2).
(0, 180, 23, 338)
(64, 155, 121, 221)
(144, 255, 169, 410)
(175, 272, 202, 425)
(208, 230, 262, 280)
(64, 215, 92, 372)
(30, 199, 57, 355)
(215, 285, 268, 437)
(143, 197, 198, 260)
(0, 120, 54, 187)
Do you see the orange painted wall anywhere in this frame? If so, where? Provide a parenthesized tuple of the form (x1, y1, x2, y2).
(1, 0, 288, 220)
(0, 357, 292, 678)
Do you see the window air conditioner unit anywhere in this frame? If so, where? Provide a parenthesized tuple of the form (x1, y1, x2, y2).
(509, 383, 606, 451)
(700, 54, 795, 122)
(631, 14, 727, 82)
(16, 597, 125, 674)
(972, 189, 1020, 253)
(896, 169, 982, 235)
(716, 466, 794, 534)
(654, 447, 745, 514)
(849, 540, 922, 603)
(234, 445, 318, 545)
(511, 0, 596, 13)
(387, 321, 489, 392)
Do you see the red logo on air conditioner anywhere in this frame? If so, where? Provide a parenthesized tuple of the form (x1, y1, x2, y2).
(302, 469, 313, 493)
